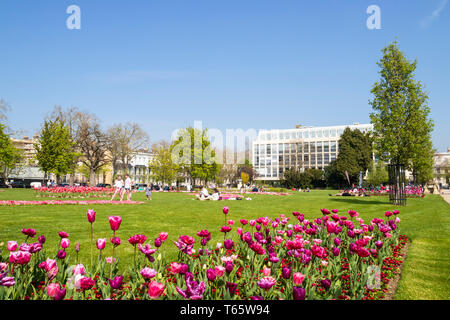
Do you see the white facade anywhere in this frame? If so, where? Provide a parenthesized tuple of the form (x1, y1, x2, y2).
(434, 149, 450, 187)
(252, 123, 373, 181)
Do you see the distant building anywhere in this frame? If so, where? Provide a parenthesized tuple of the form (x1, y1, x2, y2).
(252, 123, 374, 181)
(128, 149, 154, 184)
(434, 148, 450, 187)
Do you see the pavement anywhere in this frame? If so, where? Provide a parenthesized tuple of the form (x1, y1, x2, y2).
(441, 193, 450, 205)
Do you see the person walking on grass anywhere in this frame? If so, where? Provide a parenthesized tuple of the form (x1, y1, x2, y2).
(145, 184, 152, 200)
(121, 174, 132, 201)
(111, 175, 124, 201)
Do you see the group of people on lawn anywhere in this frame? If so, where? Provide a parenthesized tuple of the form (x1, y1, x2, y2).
(110, 174, 152, 201)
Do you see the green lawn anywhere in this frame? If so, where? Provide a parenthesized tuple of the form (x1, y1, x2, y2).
(0, 189, 449, 299)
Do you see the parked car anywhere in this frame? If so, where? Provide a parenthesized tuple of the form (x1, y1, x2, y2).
(10, 180, 31, 188)
(134, 183, 147, 191)
(57, 183, 70, 187)
(96, 183, 111, 188)
(152, 185, 160, 191)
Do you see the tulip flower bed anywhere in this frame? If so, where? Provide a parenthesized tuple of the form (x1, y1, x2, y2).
(0, 205, 407, 301)
(0, 200, 145, 206)
(34, 187, 114, 199)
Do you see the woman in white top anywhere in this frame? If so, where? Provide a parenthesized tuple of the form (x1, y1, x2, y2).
(121, 174, 133, 201)
(110, 175, 124, 201)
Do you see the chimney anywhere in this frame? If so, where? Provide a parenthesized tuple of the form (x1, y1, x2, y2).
(295, 125, 302, 129)
(24, 136, 29, 140)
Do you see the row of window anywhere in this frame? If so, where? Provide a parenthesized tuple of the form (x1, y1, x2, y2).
(257, 126, 372, 142)
(254, 141, 338, 155)
(254, 153, 337, 166)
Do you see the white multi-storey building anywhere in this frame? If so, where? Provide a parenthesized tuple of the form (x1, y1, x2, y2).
(252, 123, 373, 181)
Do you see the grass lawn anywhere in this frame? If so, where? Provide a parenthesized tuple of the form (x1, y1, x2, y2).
(0, 188, 449, 300)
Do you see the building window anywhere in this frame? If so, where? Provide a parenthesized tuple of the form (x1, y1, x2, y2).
(317, 154, 322, 165)
(324, 154, 329, 164)
(297, 143, 303, 153)
(266, 144, 271, 155)
(279, 144, 284, 153)
(324, 141, 329, 152)
(316, 130, 322, 138)
(304, 131, 309, 139)
(310, 142, 316, 153)
(317, 142, 322, 153)
(330, 141, 337, 152)
(311, 154, 316, 165)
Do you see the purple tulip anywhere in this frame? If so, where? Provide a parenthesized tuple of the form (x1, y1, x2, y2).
(225, 261, 234, 274)
(293, 286, 306, 300)
(224, 239, 234, 250)
(332, 247, 340, 256)
(57, 250, 66, 259)
(334, 237, 341, 246)
(206, 268, 216, 282)
(226, 281, 238, 295)
(321, 279, 331, 290)
(176, 272, 206, 300)
(282, 267, 291, 279)
(154, 237, 162, 248)
(109, 275, 123, 289)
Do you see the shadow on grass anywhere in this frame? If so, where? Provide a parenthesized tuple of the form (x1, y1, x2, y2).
(328, 197, 391, 205)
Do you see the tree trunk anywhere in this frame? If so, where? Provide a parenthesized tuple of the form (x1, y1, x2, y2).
(89, 169, 96, 186)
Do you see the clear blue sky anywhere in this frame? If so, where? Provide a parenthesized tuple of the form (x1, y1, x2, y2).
(0, 0, 449, 151)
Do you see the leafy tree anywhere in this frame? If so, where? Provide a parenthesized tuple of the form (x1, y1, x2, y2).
(323, 160, 344, 188)
(336, 128, 373, 185)
(305, 168, 325, 188)
(149, 141, 178, 185)
(35, 119, 77, 182)
(369, 41, 434, 183)
(367, 161, 389, 187)
(171, 127, 220, 185)
(0, 123, 23, 182)
(282, 168, 313, 189)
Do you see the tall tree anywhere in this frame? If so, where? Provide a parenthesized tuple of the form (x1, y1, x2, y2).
(367, 161, 389, 187)
(171, 127, 219, 185)
(148, 140, 178, 185)
(106, 122, 150, 178)
(336, 128, 373, 185)
(35, 119, 77, 182)
(369, 41, 434, 183)
(77, 116, 109, 185)
(0, 123, 23, 182)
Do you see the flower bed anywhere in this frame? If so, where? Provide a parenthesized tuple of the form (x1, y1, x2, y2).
(0, 207, 405, 300)
(34, 187, 114, 199)
(0, 200, 145, 206)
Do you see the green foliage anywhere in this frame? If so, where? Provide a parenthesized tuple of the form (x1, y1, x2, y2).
(323, 160, 344, 188)
(367, 161, 389, 186)
(149, 143, 178, 184)
(369, 41, 434, 182)
(35, 119, 78, 179)
(0, 123, 23, 180)
(170, 127, 220, 184)
(281, 168, 325, 189)
(336, 128, 373, 185)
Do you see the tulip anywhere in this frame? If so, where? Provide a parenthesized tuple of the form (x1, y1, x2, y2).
(140, 267, 157, 279)
(293, 286, 306, 300)
(79, 277, 95, 290)
(7, 241, 17, 252)
(86, 209, 96, 223)
(38, 235, 46, 244)
(58, 231, 69, 238)
(109, 275, 123, 289)
(54, 288, 66, 300)
(21, 228, 36, 238)
(110, 237, 121, 247)
(224, 239, 234, 250)
(97, 238, 106, 250)
(60, 238, 70, 249)
(293, 272, 305, 285)
(159, 232, 168, 241)
(73, 264, 85, 275)
(148, 281, 165, 299)
(223, 207, 229, 215)
(108, 216, 122, 231)
(206, 268, 216, 282)
(154, 237, 162, 248)
(57, 250, 66, 260)
(321, 279, 331, 290)
(257, 276, 276, 290)
(46, 283, 60, 298)
(214, 266, 225, 278)
(282, 267, 291, 279)
(225, 261, 234, 274)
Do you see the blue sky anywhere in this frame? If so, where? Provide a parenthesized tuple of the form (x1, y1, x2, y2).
(0, 0, 449, 151)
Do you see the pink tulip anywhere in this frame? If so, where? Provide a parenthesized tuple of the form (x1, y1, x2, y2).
(7, 241, 17, 251)
(228, 220, 235, 226)
(97, 238, 106, 250)
(105, 257, 116, 264)
(73, 264, 85, 275)
(60, 238, 70, 249)
(293, 272, 305, 285)
(87, 209, 96, 223)
(108, 216, 122, 231)
(214, 265, 225, 278)
(47, 283, 60, 298)
(223, 207, 229, 215)
(159, 232, 168, 241)
(148, 281, 165, 299)
(262, 267, 271, 276)
(140, 267, 157, 279)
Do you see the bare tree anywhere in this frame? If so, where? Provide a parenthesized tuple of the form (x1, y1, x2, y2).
(77, 114, 109, 186)
(106, 122, 150, 177)
(0, 99, 9, 124)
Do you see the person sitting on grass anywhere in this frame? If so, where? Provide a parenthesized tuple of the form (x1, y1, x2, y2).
(197, 185, 210, 201)
(210, 188, 220, 201)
